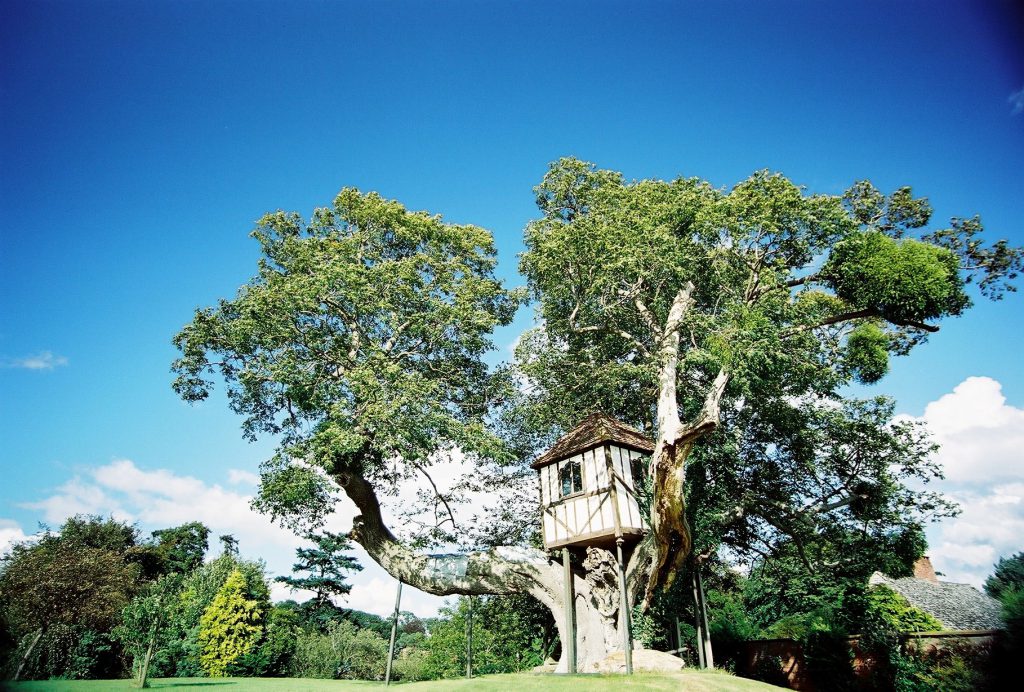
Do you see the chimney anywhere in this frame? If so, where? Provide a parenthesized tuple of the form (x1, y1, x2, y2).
(913, 556, 939, 583)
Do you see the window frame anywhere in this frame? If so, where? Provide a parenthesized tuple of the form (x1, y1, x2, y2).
(558, 457, 584, 498)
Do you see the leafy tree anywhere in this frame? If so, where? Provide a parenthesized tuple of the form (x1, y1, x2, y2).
(239, 605, 301, 677)
(166, 550, 271, 676)
(288, 619, 388, 679)
(275, 531, 362, 608)
(0, 516, 144, 679)
(173, 166, 1019, 668)
(198, 569, 265, 677)
(151, 522, 210, 575)
(423, 595, 551, 679)
(984, 552, 1024, 601)
(114, 573, 182, 687)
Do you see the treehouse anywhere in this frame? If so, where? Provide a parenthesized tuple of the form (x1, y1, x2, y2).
(533, 413, 654, 550)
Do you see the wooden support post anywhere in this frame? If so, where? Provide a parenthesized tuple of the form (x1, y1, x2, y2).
(691, 570, 706, 669)
(695, 565, 715, 669)
(466, 595, 474, 679)
(616, 537, 634, 675)
(562, 547, 576, 674)
(384, 580, 402, 686)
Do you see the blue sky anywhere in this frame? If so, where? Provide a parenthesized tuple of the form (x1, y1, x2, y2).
(1, 0, 1022, 615)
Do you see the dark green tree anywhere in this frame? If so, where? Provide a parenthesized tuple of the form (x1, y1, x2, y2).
(275, 531, 362, 608)
(985, 552, 1024, 601)
(0, 516, 144, 680)
(151, 522, 210, 575)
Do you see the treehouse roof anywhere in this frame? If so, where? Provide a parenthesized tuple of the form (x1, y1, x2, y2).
(531, 413, 654, 469)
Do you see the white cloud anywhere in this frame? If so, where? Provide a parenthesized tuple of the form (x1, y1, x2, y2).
(916, 376, 1024, 484)
(1010, 86, 1024, 115)
(905, 377, 1024, 587)
(2, 351, 68, 370)
(18, 459, 447, 616)
(0, 519, 31, 557)
(227, 469, 259, 486)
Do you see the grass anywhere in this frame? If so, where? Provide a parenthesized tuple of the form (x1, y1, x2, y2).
(3, 671, 783, 692)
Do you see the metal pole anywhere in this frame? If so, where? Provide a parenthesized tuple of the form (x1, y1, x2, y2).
(675, 615, 683, 660)
(691, 569, 706, 669)
(695, 565, 715, 669)
(615, 537, 633, 675)
(466, 595, 473, 679)
(562, 547, 576, 673)
(384, 580, 402, 686)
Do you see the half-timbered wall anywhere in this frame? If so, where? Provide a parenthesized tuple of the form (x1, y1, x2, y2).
(539, 444, 648, 548)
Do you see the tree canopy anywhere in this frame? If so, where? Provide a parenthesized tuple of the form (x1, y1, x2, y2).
(172, 161, 1021, 668)
(513, 158, 1018, 604)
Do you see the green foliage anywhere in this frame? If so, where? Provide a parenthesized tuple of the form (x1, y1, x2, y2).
(113, 573, 182, 685)
(274, 531, 361, 607)
(513, 159, 982, 592)
(151, 522, 210, 575)
(197, 570, 265, 677)
(287, 619, 388, 680)
(823, 231, 969, 323)
(843, 322, 890, 383)
(423, 595, 551, 679)
(984, 552, 1024, 600)
(173, 188, 521, 543)
(0, 516, 143, 642)
(999, 587, 1024, 655)
(168, 552, 271, 677)
(9, 625, 121, 681)
(866, 586, 944, 633)
(236, 605, 301, 677)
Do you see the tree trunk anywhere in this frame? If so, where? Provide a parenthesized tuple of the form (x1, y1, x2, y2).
(337, 466, 637, 670)
(13, 628, 43, 681)
(331, 280, 730, 669)
(138, 635, 155, 688)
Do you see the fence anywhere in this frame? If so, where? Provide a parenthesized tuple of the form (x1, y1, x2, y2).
(740, 630, 1000, 691)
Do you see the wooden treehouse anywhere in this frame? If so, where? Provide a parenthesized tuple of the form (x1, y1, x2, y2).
(532, 412, 654, 550)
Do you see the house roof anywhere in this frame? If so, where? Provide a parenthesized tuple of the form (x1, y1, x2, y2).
(868, 572, 1004, 631)
(531, 413, 655, 469)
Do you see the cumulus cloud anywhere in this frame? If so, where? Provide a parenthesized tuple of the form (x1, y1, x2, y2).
(2, 351, 68, 370)
(17, 459, 447, 616)
(916, 377, 1024, 484)
(0, 519, 31, 557)
(906, 377, 1024, 587)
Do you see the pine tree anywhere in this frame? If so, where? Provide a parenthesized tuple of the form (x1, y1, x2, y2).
(198, 569, 264, 676)
(275, 531, 362, 607)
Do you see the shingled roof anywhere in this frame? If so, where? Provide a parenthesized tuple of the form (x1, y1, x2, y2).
(868, 571, 1004, 631)
(531, 413, 655, 469)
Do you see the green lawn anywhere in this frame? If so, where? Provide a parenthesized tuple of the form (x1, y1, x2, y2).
(3, 671, 783, 692)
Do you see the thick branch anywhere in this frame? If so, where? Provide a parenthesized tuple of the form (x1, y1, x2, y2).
(783, 308, 939, 338)
(333, 468, 560, 598)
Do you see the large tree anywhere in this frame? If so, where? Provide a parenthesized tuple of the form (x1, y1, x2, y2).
(173, 167, 1020, 669)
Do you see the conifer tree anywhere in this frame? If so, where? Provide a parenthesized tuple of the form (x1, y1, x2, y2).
(198, 569, 264, 677)
(275, 531, 362, 607)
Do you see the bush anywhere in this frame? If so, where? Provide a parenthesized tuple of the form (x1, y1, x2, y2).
(288, 620, 388, 680)
(866, 586, 943, 632)
(390, 647, 431, 681)
(9, 625, 122, 680)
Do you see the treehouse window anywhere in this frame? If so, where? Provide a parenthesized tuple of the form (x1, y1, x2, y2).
(630, 454, 648, 489)
(559, 459, 583, 497)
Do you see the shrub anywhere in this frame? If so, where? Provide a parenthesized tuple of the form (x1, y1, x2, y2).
(198, 570, 264, 676)
(288, 620, 388, 680)
(866, 585, 943, 632)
